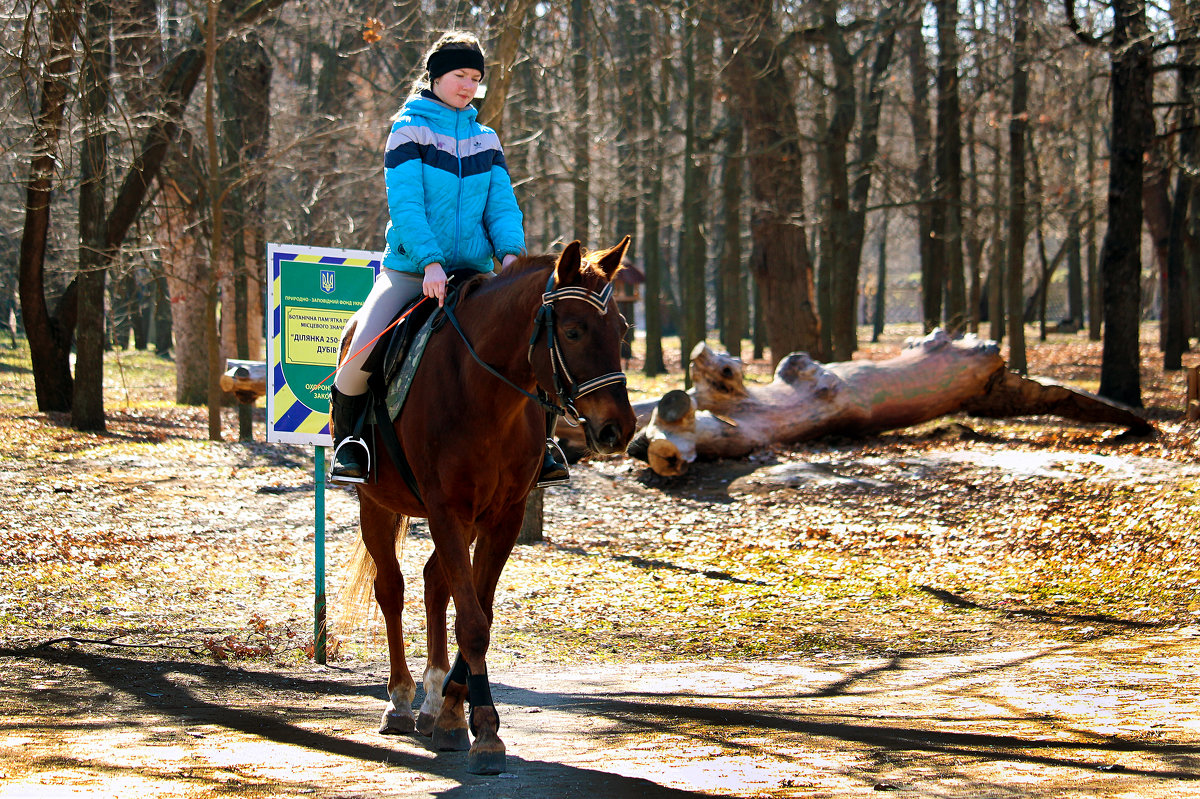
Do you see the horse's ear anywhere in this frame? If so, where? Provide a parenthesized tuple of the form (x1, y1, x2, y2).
(595, 235, 631, 282)
(555, 240, 583, 283)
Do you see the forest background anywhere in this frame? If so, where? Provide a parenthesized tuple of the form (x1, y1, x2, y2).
(4, 3, 1200, 792)
(1, 0, 1199, 435)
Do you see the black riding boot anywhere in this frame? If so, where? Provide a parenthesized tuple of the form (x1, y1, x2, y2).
(329, 388, 370, 483)
(535, 438, 570, 488)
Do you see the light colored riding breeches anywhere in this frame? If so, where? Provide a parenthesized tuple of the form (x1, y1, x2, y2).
(334, 268, 424, 397)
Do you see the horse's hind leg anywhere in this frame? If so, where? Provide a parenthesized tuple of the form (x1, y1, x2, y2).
(360, 497, 417, 734)
(417, 551, 466, 747)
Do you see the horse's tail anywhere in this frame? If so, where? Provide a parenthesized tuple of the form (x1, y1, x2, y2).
(339, 513, 410, 629)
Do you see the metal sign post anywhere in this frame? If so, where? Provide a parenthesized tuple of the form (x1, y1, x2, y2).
(265, 244, 381, 664)
(314, 446, 327, 663)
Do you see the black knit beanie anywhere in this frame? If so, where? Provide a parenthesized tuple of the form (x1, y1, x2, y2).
(427, 47, 486, 81)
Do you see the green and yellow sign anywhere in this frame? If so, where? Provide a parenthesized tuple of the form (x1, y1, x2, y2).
(266, 244, 380, 446)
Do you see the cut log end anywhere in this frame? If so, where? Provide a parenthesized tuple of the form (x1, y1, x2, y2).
(657, 389, 695, 425)
(647, 438, 688, 477)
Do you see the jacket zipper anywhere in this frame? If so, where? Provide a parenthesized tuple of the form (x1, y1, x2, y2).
(452, 109, 462, 266)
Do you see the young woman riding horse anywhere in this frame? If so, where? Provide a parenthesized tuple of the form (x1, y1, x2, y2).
(330, 30, 568, 487)
(342, 239, 637, 774)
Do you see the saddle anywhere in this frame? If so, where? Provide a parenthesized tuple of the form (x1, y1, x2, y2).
(354, 269, 480, 502)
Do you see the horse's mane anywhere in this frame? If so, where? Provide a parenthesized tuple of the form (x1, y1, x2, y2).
(458, 246, 622, 305)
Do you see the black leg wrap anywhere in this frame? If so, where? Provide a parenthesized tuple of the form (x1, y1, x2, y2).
(467, 673, 496, 736)
(442, 652, 469, 696)
(467, 673, 493, 709)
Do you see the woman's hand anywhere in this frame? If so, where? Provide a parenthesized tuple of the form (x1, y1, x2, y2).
(500, 254, 518, 271)
(423, 263, 447, 306)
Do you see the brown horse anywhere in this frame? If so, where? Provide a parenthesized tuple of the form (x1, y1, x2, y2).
(341, 238, 636, 774)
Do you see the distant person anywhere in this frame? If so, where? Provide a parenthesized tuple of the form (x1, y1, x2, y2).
(329, 30, 569, 488)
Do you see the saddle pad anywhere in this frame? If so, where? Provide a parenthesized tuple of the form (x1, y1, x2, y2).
(384, 310, 438, 422)
(379, 268, 481, 423)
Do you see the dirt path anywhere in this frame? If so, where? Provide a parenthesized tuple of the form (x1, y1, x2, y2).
(3, 626, 1199, 798)
(2, 400, 1199, 797)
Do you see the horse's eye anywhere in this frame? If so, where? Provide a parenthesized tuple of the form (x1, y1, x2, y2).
(563, 326, 583, 342)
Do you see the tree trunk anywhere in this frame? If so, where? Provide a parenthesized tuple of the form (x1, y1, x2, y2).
(965, 108, 984, 335)
(752, 275, 766, 359)
(1188, 180, 1200, 343)
(906, 20, 937, 333)
(934, 0, 966, 333)
(824, 6, 899, 361)
(613, 0, 639, 255)
(627, 331, 1152, 476)
(1097, 0, 1151, 407)
(988, 119, 1005, 342)
(570, 0, 589, 242)
(678, 13, 713, 379)
(72, 0, 113, 432)
(1066, 209, 1085, 330)
(158, 150, 210, 405)
(723, 0, 820, 364)
(1164, 0, 1199, 370)
(1087, 114, 1102, 341)
(154, 271, 173, 356)
(218, 32, 271, 440)
(872, 209, 888, 342)
(1142, 143, 1172, 350)
(963, 1, 986, 335)
(1007, 0, 1030, 376)
(478, 0, 535, 139)
(18, 0, 79, 413)
(204, 0, 224, 442)
(814, 99, 834, 362)
(820, 4, 855, 362)
(640, 6, 667, 376)
(718, 104, 746, 358)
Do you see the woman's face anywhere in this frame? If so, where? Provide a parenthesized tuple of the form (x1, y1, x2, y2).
(432, 68, 482, 110)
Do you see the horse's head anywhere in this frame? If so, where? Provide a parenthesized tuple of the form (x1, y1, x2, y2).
(529, 237, 637, 455)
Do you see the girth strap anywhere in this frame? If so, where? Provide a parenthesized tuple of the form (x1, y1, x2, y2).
(371, 392, 422, 505)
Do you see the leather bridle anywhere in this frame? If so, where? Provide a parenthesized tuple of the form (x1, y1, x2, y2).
(527, 271, 626, 425)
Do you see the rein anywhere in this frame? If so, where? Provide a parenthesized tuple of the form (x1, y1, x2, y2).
(441, 269, 625, 426)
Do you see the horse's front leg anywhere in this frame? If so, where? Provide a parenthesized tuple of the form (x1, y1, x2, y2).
(426, 509, 515, 774)
(460, 507, 525, 772)
(432, 503, 525, 774)
(360, 498, 417, 734)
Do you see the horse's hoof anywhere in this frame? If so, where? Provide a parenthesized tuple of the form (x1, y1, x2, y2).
(432, 726, 471, 752)
(379, 705, 417, 735)
(416, 712, 436, 738)
(466, 743, 506, 775)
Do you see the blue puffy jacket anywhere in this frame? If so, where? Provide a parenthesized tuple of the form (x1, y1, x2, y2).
(382, 90, 525, 275)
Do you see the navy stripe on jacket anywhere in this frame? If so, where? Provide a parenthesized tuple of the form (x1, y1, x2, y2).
(385, 141, 507, 179)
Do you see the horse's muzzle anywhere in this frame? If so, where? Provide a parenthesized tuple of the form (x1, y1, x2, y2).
(583, 410, 635, 455)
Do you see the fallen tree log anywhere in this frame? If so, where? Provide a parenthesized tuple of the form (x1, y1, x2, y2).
(624, 330, 1154, 477)
(220, 359, 267, 404)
